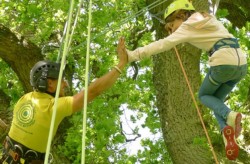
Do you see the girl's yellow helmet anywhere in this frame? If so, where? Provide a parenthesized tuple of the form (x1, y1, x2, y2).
(164, 0, 195, 20)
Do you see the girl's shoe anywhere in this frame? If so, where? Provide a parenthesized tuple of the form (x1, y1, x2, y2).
(222, 125, 239, 160)
(226, 111, 242, 138)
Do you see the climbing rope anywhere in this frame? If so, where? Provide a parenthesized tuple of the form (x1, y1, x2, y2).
(81, 0, 92, 163)
(57, 0, 84, 63)
(44, 0, 76, 163)
(67, 0, 84, 52)
(208, 0, 220, 15)
(213, 0, 220, 15)
(173, 47, 219, 164)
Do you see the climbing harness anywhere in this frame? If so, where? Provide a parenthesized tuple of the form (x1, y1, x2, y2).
(208, 38, 239, 56)
(0, 136, 53, 164)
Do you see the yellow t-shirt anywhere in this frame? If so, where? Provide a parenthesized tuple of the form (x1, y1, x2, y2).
(9, 91, 73, 153)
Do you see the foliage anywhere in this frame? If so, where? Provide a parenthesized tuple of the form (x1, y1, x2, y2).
(0, 0, 250, 163)
(0, 59, 23, 106)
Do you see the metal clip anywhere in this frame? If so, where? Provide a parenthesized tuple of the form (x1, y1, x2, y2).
(12, 144, 23, 162)
(14, 144, 23, 157)
(24, 150, 38, 159)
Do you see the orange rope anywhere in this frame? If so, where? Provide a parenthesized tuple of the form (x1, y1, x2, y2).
(173, 47, 219, 164)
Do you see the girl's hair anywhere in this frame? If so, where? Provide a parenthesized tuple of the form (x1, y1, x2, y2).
(164, 10, 211, 33)
(165, 9, 195, 23)
(164, 9, 195, 33)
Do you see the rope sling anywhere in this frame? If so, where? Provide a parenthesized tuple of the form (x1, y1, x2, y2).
(43, 0, 222, 163)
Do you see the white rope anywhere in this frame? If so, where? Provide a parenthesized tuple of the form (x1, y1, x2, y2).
(57, 0, 84, 63)
(208, 0, 220, 15)
(213, 0, 220, 15)
(67, 0, 84, 51)
(81, 0, 92, 163)
(44, 0, 75, 163)
(57, 12, 70, 62)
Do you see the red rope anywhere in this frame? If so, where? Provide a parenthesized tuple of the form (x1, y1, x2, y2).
(174, 47, 219, 164)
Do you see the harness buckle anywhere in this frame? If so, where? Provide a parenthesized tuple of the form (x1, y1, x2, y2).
(10, 144, 23, 161)
(13, 152, 19, 161)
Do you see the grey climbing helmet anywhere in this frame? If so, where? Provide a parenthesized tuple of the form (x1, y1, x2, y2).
(30, 60, 61, 92)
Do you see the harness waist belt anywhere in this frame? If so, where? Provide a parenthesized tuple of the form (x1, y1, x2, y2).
(3, 136, 45, 163)
(208, 38, 239, 56)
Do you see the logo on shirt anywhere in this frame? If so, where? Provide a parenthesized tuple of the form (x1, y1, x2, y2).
(16, 101, 35, 127)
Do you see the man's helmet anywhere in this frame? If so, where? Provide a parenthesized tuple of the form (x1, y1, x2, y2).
(30, 60, 61, 92)
(164, 0, 195, 20)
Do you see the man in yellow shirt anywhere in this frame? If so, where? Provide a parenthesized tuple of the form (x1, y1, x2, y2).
(1, 37, 128, 164)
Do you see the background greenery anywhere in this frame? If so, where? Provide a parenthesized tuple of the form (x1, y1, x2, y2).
(0, 0, 249, 163)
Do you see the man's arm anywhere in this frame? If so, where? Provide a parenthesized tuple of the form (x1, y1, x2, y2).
(72, 37, 128, 113)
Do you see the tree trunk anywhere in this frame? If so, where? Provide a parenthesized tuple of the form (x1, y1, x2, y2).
(0, 24, 43, 92)
(153, 47, 215, 163)
(0, 89, 11, 141)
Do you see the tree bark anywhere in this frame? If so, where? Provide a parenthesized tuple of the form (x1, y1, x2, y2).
(0, 24, 43, 92)
(153, 45, 215, 163)
(0, 89, 11, 141)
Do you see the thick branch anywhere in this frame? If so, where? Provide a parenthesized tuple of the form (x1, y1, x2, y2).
(0, 24, 43, 92)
